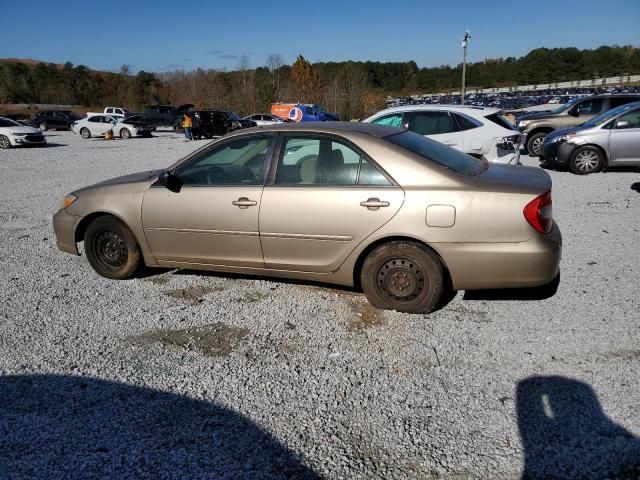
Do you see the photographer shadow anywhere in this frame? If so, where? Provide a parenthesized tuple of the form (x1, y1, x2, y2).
(517, 376, 640, 479)
(0, 374, 319, 479)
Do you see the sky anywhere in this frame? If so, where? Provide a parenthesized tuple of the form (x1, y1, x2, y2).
(1, 0, 638, 73)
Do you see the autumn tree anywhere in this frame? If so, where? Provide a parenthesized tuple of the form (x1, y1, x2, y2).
(289, 55, 322, 103)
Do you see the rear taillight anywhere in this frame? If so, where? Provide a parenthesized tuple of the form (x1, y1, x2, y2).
(523, 191, 553, 234)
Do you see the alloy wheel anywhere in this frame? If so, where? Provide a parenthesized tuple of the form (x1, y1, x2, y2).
(574, 150, 600, 173)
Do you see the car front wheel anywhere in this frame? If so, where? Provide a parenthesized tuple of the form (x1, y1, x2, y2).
(526, 132, 546, 157)
(570, 146, 603, 175)
(80, 128, 91, 139)
(84, 216, 142, 279)
(361, 241, 444, 313)
(0, 135, 11, 149)
(39, 123, 48, 132)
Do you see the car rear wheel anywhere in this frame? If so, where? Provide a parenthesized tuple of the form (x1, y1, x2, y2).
(570, 146, 603, 175)
(84, 216, 142, 280)
(361, 241, 444, 313)
(526, 132, 546, 156)
(0, 135, 11, 149)
(120, 128, 131, 139)
(80, 128, 91, 139)
(39, 123, 48, 132)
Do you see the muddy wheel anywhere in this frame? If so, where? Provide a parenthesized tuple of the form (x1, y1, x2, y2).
(361, 241, 444, 313)
(84, 216, 142, 280)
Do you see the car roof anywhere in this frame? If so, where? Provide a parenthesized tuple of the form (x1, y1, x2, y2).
(371, 104, 500, 117)
(228, 121, 406, 138)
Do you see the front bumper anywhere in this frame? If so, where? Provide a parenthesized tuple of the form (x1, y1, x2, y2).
(11, 134, 46, 147)
(540, 141, 575, 166)
(53, 208, 82, 255)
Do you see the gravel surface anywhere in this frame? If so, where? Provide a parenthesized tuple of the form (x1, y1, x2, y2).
(1, 130, 639, 479)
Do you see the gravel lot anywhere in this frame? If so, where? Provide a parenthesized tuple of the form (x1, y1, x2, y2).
(1, 130, 639, 479)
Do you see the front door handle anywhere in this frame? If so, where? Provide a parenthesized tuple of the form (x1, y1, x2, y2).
(360, 198, 390, 210)
(232, 197, 257, 209)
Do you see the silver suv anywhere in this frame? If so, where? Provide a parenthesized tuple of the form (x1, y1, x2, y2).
(516, 94, 640, 156)
(540, 101, 640, 174)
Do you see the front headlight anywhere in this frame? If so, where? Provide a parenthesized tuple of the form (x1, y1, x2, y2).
(551, 135, 567, 143)
(11, 132, 29, 136)
(61, 194, 77, 209)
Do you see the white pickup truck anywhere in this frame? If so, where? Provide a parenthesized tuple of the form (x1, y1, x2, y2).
(86, 107, 132, 119)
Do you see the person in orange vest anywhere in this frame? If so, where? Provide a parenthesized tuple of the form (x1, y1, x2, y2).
(182, 112, 193, 141)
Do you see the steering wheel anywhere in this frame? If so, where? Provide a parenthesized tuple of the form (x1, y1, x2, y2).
(206, 166, 231, 184)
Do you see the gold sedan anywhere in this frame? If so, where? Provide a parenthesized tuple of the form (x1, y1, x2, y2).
(53, 122, 561, 313)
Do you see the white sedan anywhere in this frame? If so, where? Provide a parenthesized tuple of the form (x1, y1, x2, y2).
(243, 114, 285, 126)
(363, 105, 524, 164)
(72, 115, 151, 139)
(0, 116, 46, 149)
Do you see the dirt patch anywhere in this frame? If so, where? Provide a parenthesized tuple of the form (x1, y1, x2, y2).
(164, 285, 225, 302)
(132, 322, 249, 357)
(350, 302, 385, 332)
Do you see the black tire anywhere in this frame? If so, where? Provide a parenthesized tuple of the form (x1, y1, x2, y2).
(569, 146, 603, 175)
(120, 128, 131, 139)
(0, 134, 11, 149)
(80, 128, 91, 139)
(39, 123, 48, 132)
(361, 241, 444, 313)
(84, 216, 142, 280)
(526, 132, 546, 157)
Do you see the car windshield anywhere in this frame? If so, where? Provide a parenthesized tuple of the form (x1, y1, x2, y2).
(552, 97, 582, 113)
(581, 103, 639, 128)
(0, 117, 21, 127)
(225, 111, 241, 121)
(386, 130, 488, 176)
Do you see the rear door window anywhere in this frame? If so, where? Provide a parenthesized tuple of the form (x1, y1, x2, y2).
(410, 111, 457, 135)
(453, 112, 482, 131)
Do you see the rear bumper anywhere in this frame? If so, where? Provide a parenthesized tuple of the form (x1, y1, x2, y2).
(53, 208, 81, 255)
(437, 222, 562, 290)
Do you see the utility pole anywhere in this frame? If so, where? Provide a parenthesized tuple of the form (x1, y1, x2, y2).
(461, 30, 470, 105)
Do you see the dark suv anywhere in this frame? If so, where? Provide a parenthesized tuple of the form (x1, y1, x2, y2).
(187, 110, 257, 139)
(144, 104, 193, 130)
(515, 94, 640, 155)
(32, 110, 83, 131)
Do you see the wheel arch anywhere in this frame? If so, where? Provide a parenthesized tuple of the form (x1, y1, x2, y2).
(352, 235, 452, 291)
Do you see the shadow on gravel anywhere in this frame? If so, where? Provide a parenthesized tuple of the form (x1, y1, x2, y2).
(632, 182, 640, 193)
(463, 272, 560, 301)
(517, 376, 640, 479)
(0, 374, 319, 480)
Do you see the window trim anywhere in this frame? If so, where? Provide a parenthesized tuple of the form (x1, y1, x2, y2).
(265, 132, 398, 188)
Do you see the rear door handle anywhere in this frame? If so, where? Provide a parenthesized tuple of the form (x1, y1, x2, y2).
(360, 198, 390, 210)
(232, 197, 257, 209)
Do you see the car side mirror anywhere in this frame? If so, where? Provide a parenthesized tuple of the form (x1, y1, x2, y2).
(568, 108, 579, 117)
(157, 170, 182, 193)
(615, 120, 630, 129)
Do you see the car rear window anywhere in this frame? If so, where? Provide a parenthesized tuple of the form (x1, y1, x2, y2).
(485, 113, 514, 130)
(385, 130, 487, 176)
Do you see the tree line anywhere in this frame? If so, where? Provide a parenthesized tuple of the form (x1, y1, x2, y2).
(1, 45, 638, 119)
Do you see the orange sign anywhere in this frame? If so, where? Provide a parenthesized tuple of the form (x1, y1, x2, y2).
(271, 103, 296, 120)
